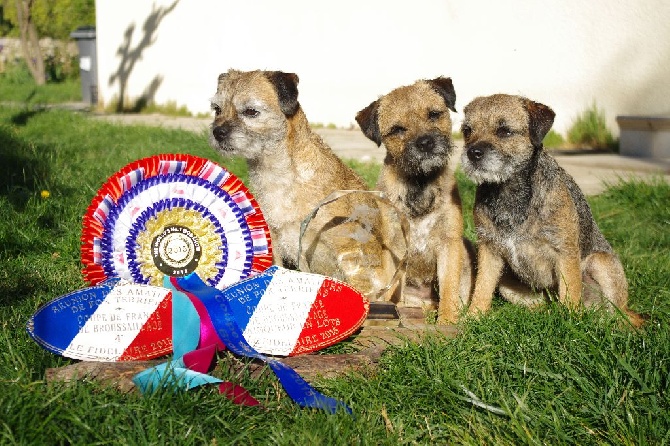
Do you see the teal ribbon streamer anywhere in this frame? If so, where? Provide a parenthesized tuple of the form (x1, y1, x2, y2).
(175, 272, 352, 414)
(168, 278, 201, 358)
(133, 356, 223, 392)
(132, 277, 217, 392)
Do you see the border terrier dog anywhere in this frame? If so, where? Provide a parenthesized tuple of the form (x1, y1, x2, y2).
(356, 77, 474, 323)
(209, 69, 390, 296)
(460, 94, 642, 326)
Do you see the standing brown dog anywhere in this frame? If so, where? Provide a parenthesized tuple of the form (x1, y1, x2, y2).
(209, 69, 390, 295)
(356, 77, 474, 323)
(460, 94, 642, 326)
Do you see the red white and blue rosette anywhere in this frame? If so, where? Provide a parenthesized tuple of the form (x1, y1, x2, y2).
(81, 154, 272, 289)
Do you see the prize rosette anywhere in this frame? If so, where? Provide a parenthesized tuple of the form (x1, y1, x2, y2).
(81, 154, 272, 289)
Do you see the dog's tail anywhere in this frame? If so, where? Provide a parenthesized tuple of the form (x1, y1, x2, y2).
(623, 307, 647, 328)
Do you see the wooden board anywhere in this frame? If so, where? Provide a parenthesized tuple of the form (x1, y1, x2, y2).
(45, 307, 458, 392)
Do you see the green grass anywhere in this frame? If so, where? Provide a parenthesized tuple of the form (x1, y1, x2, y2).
(346, 159, 381, 189)
(0, 78, 82, 105)
(102, 97, 196, 116)
(0, 65, 82, 105)
(1, 104, 669, 444)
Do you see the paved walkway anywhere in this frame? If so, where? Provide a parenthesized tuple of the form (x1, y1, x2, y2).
(94, 113, 670, 196)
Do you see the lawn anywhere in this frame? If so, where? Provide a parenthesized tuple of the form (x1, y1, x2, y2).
(0, 104, 668, 444)
(0, 79, 82, 106)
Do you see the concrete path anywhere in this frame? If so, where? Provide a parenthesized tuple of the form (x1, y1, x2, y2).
(93, 113, 670, 196)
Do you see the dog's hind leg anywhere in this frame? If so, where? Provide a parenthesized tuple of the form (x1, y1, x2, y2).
(497, 269, 546, 307)
(581, 252, 643, 326)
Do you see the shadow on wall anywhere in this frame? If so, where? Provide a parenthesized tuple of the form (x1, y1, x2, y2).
(107, 0, 180, 112)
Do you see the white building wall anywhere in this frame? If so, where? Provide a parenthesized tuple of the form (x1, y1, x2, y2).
(95, 0, 670, 135)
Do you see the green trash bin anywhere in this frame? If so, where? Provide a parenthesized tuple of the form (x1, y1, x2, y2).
(70, 26, 98, 105)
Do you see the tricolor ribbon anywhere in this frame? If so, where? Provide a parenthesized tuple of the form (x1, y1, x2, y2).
(119, 167, 145, 192)
(198, 160, 230, 186)
(132, 277, 259, 406)
(174, 272, 352, 414)
(158, 159, 187, 175)
(133, 274, 349, 413)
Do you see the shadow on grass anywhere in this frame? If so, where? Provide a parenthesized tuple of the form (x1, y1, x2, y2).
(0, 123, 51, 210)
(10, 107, 46, 127)
(0, 123, 82, 306)
(0, 261, 55, 307)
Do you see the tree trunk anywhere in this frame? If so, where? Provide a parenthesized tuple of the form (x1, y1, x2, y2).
(15, 0, 45, 85)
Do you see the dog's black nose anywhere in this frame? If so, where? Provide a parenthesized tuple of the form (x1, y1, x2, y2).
(467, 147, 483, 162)
(213, 123, 232, 142)
(415, 135, 435, 152)
(466, 143, 490, 162)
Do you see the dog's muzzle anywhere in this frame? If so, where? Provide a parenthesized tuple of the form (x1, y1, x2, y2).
(465, 141, 493, 163)
(400, 133, 450, 177)
(408, 133, 449, 157)
(415, 135, 436, 153)
(212, 122, 234, 143)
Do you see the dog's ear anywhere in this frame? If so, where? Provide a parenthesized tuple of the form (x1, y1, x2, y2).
(355, 100, 382, 147)
(266, 71, 300, 117)
(426, 77, 457, 112)
(524, 99, 555, 147)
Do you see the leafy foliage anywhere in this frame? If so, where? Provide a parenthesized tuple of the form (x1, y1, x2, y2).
(568, 103, 617, 150)
(0, 0, 95, 39)
(542, 129, 565, 148)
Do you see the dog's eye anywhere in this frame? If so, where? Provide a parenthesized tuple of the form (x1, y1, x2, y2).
(461, 125, 472, 139)
(242, 108, 260, 118)
(212, 104, 221, 116)
(428, 110, 443, 121)
(496, 126, 513, 138)
(387, 125, 406, 137)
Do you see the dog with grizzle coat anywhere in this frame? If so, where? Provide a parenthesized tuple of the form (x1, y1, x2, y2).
(460, 93, 642, 326)
(356, 77, 474, 324)
(209, 69, 392, 297)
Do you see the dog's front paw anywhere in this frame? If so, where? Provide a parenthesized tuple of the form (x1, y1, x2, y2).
(436, 313, 459, 325)
(466, 301, 491, 319)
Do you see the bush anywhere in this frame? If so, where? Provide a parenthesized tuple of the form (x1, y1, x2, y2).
(542, 129, 564, 148)
(45, 52, 79, 83)
(567, 103, 617, 150)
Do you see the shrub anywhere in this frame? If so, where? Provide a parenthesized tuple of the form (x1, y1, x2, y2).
(567, 103, 617, 150)
(45, 52, 79, 83)
(542, 129, 565, 148)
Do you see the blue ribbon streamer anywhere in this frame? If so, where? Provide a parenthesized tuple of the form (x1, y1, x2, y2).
(175, 272, 352, 414)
